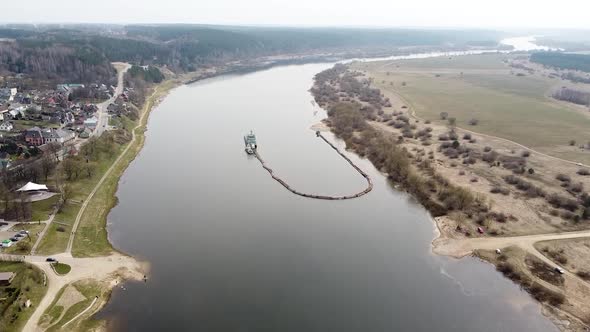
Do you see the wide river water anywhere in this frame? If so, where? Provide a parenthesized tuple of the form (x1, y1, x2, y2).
(98, 42, 558, 331)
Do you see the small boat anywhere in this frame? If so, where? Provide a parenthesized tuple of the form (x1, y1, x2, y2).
(244, 130, 257, 154)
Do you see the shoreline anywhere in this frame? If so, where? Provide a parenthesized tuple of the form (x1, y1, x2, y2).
(22, 74, 195, 331)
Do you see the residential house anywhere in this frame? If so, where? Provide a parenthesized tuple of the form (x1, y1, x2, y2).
(41, 128, 76, 144)
(0, 88, 17, 102)
(24, 127, 44, 146)
(0, 109, 9, 121)
(84, 117, 98, 129)
(0, 121, 13, 132)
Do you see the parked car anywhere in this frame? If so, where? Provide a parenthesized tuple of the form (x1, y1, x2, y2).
(9, 237, 19, 242)
(15, 233, 26, 238)
(46, 258, 57, 262)
(19, 230, 30, 235)
(1, 240, 13, 248)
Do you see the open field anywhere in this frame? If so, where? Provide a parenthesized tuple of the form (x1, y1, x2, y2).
(0, 261, 48, 332)
(30, 196, 59, 222)
(351, 54, 590, 164)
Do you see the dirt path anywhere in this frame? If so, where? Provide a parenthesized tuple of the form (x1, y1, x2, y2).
(19, 65, 165, 331)
(30, 213, 55, 255)
(66, 63, 145, 254)
(61, 296, 98, 329)
(15, 253, 144, 332)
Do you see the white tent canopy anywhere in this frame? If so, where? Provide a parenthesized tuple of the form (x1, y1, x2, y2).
(17, 182, 48, 192)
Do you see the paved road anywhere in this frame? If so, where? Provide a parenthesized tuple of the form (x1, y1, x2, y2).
(92, 63, 131, 138)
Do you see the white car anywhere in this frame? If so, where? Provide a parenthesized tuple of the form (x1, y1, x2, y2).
(555, 267, 565, 274)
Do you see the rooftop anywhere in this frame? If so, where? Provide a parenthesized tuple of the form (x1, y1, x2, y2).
(0, 272, 15, 281)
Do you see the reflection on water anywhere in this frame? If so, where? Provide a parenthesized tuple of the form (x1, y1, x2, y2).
(98, 57, 557, 331)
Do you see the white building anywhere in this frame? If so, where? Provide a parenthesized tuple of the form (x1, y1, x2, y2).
(0, 121, 13, 132)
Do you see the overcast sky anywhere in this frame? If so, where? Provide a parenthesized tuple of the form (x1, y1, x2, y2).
(5, 0, 590, 29)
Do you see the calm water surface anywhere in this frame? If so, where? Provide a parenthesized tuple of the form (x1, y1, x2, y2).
(99, 63, 557, 331)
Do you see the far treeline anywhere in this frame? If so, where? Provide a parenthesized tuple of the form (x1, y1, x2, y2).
(0, 25, 504, 86)
(531, 52, 590, 73)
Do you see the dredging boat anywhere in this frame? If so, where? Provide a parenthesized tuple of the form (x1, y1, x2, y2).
(244, 130, 257, 154)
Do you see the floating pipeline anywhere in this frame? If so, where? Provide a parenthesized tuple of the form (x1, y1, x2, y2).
(254, 132, 373, 200)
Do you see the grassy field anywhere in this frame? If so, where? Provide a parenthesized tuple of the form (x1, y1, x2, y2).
(51, 262, 71, 275)
(12, 120, 60, 131)
(72, 80, 178, 257)
(43, 279, 106, 332)
(0, 261, 48, 332)
(354, 53, 590, 164)
(31, 195, 59, 221)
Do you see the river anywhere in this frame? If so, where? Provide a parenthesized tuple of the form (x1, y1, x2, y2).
(97, 42, 558, 331)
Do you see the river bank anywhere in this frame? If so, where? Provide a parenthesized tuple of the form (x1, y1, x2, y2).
(310, 56, 590, 330)
(97, 60, 557, 331)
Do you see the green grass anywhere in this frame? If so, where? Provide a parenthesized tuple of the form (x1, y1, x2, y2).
(45, 279, 104, 332)
(358, 54, 590, 164)
(0, 261, 48, 332)
(12, 120, 60, 131)
(35, 203, 76, 255)
(31, 195, 59, 221)
(72, 80, 177, 257)
(373, 53, 510, 70)
(39, 284, 67, 327)
(51, 262, 71, 275)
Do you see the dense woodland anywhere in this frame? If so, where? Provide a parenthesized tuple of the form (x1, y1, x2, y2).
(0, 25, 503, 85)
(531, 52, 590, 73)
(553, 87, 590, 106)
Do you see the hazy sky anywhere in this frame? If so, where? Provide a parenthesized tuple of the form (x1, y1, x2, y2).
(5, 0, 590, 29)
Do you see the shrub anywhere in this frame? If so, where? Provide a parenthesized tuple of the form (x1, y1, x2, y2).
(438, 134, 450, 141)
(547, 193, 579, 211)
(528, 168, 535, 174)
(483, 146, 492, 152)
(556, 174, 571, 182)
(490, 187, 510, 195)
(561, 210, 575, 220)
(571, 182, 584, 193)
(468, 118, 479, 126)
(425, 120, 431, 124)
(569, 139, 576, 146)
(576, 270, 590, 281)
(463, 133, 472, 140)
(56, 226, 65, 232)
(521, 150, 531, 157)
(440, 112, 449, 120)
(577, 168, 590, 176)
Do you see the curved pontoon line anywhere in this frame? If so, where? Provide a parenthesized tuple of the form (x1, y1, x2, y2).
(254, 132, 373, 200)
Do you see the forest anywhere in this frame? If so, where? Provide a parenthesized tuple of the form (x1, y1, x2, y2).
(0, 25, 504, 85)
(531, 52, 590, 72)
